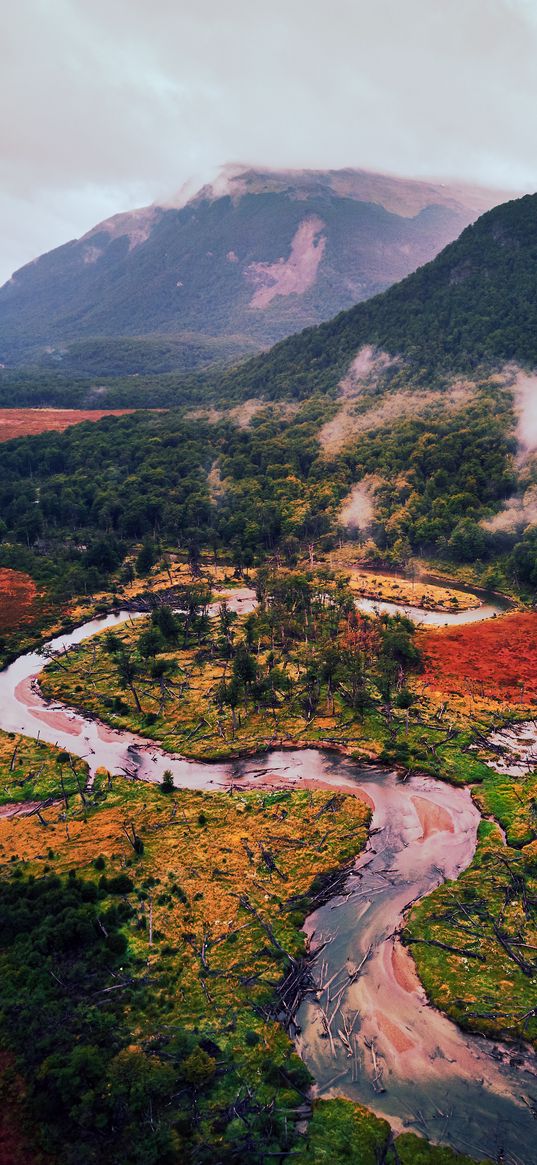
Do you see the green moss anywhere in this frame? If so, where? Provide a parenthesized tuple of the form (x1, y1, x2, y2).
(0, 731, 87, 805)
(288, 1098, 390, 1164)
(475, 767, 537, 847)
(406, 824, 537, 1048)
(393, 1132, 491, 1164)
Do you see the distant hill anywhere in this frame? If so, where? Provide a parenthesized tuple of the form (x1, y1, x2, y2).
(226, 192, 537, 399)
(0, 165, 506, 371)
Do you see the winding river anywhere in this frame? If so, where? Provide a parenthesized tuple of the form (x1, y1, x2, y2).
(224, 576, 514, 626)
(0, 589, 535, 1163)
(352, 574, 514, 627)
(294, 756, 537, 1164)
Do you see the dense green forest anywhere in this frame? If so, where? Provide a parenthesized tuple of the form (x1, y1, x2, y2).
(0, 872, 185, 1164)
(0, 866, 322, 1165)
(223, 193, 537, 400)
(36, 333, 259, 377)
(341, 391, 518, 559)
(0, 404, 340, 598)
(0, 384, 534, 603)
(0, 367, 213, 410)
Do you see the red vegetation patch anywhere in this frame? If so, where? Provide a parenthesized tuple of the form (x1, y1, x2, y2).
(0, 569, 38, 631)
(0, 408, 134, 442)
(418, 612, 537, 703)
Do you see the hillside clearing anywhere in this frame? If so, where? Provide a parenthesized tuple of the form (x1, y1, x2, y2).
(0, 407, 135, 442)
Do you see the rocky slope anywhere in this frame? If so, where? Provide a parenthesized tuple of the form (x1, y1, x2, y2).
(225, 191, 537, 400)
(0, 165, 505, 369)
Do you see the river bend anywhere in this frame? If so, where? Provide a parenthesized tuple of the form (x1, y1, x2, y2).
(0, 607, 534, 1162)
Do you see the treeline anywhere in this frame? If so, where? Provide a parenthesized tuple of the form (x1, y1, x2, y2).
(0, 367, 215, 410)
(0, 387, 534, 600)
(36, 332, 257, 377)
(0, 403, 345, 597)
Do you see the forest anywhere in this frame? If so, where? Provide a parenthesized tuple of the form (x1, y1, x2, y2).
(222, 192, 537, 400)
(0, 192, 535, 623)
(0, 383, 533, 624)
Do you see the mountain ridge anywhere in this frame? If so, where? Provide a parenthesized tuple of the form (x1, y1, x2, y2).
(0, 165, 508, 370)
(224, 192, 537, 400)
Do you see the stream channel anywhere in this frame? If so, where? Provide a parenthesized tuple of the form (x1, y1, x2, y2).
(0, 588, 535, 1163)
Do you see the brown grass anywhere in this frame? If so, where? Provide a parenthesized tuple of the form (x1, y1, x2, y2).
(0, 776, 370, 1030)
(0, 408, 135, 443)
(0, 569, 38, 631)
(418, 612, 537, 704)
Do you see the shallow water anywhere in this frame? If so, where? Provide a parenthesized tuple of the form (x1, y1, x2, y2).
(333, 566, 512, 627)
(0, 572, 510, 775)
(353, 573, 512, 627)
(292, 755, 537, 1164)
(0, 591, 254, 784)
(229, 579, 510, 627)
(353, 594, 506, 626)
(0, 606, 534, 1162)
(487, 719, 537, 777)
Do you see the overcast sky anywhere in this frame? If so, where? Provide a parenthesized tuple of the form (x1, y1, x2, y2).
(2, 0, 537, 284)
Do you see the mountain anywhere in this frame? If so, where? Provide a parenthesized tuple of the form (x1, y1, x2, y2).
(0, 166, 507, 370)
(0, 191, 536, 608)
(226, 192, 537, 400)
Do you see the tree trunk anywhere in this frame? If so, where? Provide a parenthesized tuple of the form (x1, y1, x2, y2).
(130, 684, 143, 714)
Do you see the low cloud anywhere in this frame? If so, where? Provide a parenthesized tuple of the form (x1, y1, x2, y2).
(2, 0, 537, 283)
(513, 371, 537, 453)
(482, 484, 537, 533)
(338, 480, 377, 529)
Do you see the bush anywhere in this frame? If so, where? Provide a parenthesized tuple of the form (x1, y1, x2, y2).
(245, 1030, 260, 1047)
(180, 1047, 216, 1089)
(161, 769, 174, 794)
(102, 874, 134, 895)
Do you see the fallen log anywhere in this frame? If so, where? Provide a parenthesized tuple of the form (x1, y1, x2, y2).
(404, 935, 486, 962)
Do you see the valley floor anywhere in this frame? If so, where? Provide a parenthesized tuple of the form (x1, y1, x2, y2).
(0, 562, 535, 1163)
